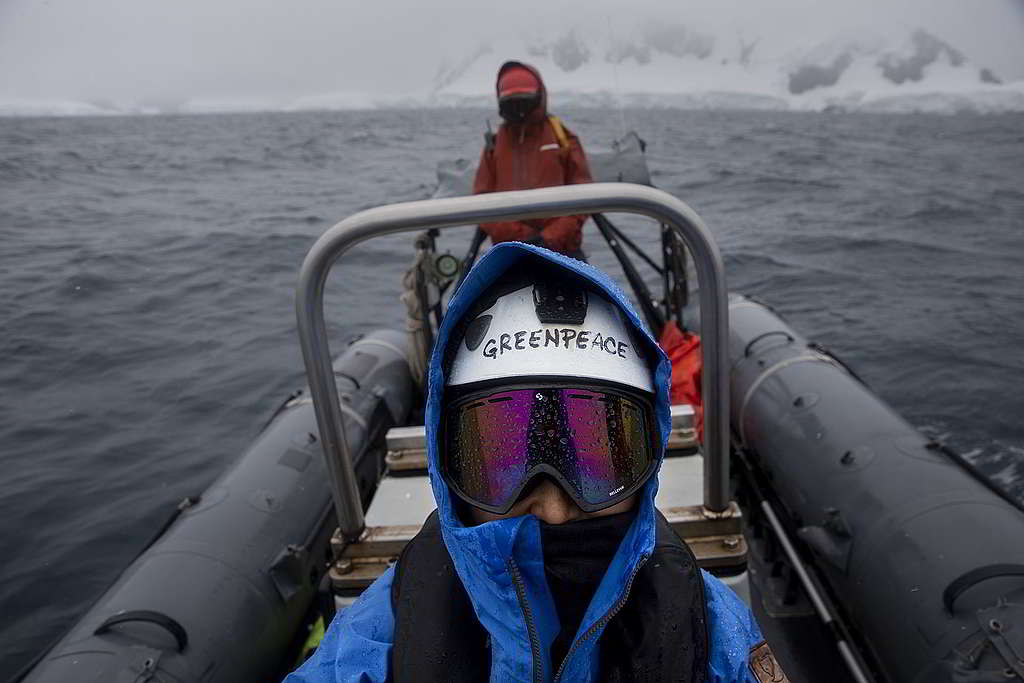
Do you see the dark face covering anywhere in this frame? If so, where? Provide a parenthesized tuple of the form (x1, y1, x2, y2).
(540, 509, 636, 669)
(498, 92, 541, 124)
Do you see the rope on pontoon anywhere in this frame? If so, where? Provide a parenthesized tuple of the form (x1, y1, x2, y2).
(400, 248, 431, 391)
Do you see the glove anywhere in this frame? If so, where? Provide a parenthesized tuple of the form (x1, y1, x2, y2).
(539, 215, 584, 254)
(479, 221, 534, 243)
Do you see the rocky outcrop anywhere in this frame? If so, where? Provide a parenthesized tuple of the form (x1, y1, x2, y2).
(877, 29, 964, 84)
(786, 29, 1000, 95)
(642, 23, 715, 60)
(979, 68, 1002, 85)
(550, 31, 590, 72)
(789, 53, 855, 95)
(606, 23, 715, 65)
(434, 44, 493, 92)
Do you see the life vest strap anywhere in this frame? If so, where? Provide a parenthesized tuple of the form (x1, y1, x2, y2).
(548, 115, 570, 151)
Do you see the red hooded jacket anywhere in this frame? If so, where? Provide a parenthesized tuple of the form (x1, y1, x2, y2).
(472, 61, 593, 255)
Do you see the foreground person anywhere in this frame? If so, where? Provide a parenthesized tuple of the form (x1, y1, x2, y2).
(473, 61, 593, 258)
(286, 242, 781, 682)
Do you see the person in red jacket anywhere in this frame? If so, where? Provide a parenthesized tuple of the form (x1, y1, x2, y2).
(472, 61, 593, 258)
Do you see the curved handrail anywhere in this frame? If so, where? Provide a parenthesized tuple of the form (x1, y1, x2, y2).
(296, 183, 730, 540)
(943, 564, 1024, 614)
(94, 609, 189, 652)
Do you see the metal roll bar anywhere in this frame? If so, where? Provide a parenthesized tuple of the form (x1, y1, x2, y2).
(296, 183, 730, 541)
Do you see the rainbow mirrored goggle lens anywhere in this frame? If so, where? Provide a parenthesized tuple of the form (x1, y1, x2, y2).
(443, 386, 656, 514)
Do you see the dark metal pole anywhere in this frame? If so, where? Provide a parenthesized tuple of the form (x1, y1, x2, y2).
(661, 224, 672, 324)
(600, 215, 664, 275)
(592, 213, 665, 335)
(664, 225, 689, 324)
(452, 227, 487, 295)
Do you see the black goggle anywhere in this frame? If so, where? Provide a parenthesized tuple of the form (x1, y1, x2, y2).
(498, 93, 541, 123)
(442, 384, 657, 515)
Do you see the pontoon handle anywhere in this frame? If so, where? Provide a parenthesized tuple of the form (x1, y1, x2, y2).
(296, 183, 730, 541)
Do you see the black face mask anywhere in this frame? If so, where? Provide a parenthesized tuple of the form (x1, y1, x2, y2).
(498, 92, 541, 124)
(540, 509, 636, 668)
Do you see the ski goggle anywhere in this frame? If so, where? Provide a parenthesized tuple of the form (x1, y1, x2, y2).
(498, 92, 541, 123)
(442, 385, 657, 514)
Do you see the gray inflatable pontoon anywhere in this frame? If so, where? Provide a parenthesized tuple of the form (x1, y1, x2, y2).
(727, 294, 1024, 683)
(17, 330, 413, 683)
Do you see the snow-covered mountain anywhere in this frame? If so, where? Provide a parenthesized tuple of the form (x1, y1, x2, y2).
(428, 23, 1024, 114)
(3, 18, 1021, 117)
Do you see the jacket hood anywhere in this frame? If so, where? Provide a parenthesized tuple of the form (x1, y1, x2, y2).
(424, 242, 674, 679)
(496, 60, 548, 122)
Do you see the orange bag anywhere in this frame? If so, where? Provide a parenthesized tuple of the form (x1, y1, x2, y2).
(658, 321, 703, 442)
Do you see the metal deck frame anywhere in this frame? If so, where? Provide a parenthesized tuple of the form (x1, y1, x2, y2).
(296, 183, 730, 541)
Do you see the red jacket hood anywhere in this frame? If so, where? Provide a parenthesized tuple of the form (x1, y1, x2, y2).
(495, 60, 548, 122)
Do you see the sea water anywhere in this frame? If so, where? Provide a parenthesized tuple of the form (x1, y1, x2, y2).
(1, 108, 1022, 676)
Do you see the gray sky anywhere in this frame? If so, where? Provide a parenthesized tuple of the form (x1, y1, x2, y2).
(1, 0, 1022, 105)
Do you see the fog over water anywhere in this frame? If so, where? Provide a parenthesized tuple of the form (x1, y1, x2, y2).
(1, 0, 1022, 112)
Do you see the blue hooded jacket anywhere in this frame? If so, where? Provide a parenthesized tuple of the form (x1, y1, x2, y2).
(286, 243, 765, 682)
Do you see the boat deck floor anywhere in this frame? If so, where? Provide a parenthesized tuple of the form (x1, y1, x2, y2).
(750, 578, 858, 683)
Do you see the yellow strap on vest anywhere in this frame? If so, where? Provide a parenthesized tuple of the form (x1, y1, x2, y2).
(548, 115, 569, 152)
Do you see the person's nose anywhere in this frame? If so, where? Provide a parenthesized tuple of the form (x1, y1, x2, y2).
(522, 478, 581, 525)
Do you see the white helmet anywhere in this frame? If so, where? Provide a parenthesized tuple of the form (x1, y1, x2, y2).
(447, 275, 654, 393)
